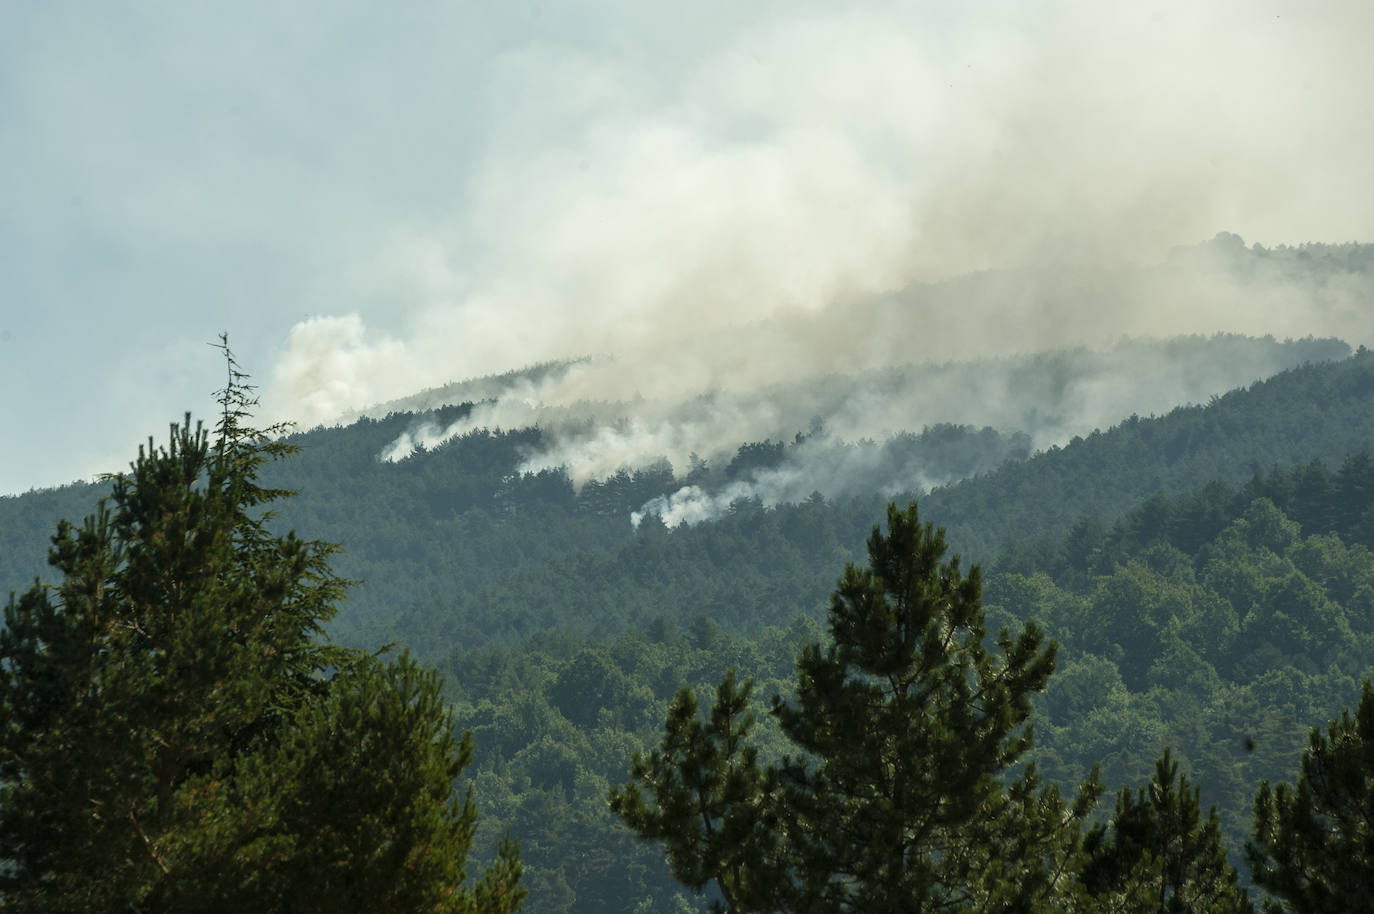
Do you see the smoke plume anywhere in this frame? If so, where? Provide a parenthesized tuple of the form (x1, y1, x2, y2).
(261, 3, 1374, 524)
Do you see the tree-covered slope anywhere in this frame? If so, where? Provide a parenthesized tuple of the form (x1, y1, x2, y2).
(984, 456, 1374, 886)
(438, 455, 1374, 913)
(925, 347, 1374, 558)
(5, 344, 1373, 656)
(322, 346, 1374, 652)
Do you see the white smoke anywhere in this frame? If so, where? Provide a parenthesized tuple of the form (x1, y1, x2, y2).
(633, 485, 739, 530)
(269, 2, 1374, 432)
(377, 328, 1353, 528)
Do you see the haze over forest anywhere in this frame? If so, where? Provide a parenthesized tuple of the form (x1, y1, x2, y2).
(3, 1, 1374, 495)
(361, 238, 1369, 527)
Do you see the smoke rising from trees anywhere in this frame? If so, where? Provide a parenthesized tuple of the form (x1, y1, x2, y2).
(261, 3, 1374, 523)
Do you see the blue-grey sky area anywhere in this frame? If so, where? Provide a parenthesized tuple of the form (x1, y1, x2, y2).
(3, 1, 1373, 495)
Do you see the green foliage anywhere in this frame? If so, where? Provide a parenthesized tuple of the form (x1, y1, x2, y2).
(1078, 749, 1251, 913)
(944, 347, 1374, 560)
(611, 672, 778, 913)
(551, 648, 634, 729)
(992, 489, 1374, 888)
(1248, 680, 1374, 913)
(447, 621, 813, 914)
(437, 456, 1374, 911)
(252, 652, 525, 914)
(0, 346, 523, 913)
(614, 503, 1100, 913)
(446, 457, 1374, 911)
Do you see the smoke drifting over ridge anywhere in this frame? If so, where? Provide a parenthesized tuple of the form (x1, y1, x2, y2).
(260, 3, 1374, 523)
(374, 238, 1371, 472)
(270, 3, 1374, 422)
(373, 330, 1353, 525)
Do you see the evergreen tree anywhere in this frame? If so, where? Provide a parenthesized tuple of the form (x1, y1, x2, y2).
(611, 671, 781, 913)
(613, 502, 1099, 913)
(0, 341, 523, 913)
(1248, 680, 1374, 914)
(1077, 748, 1251, 914)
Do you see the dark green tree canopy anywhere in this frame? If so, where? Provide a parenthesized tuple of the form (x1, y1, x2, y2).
(0, 343, 523, 913)
(1248, 680, 1374, 914)
(613, 502, 1099, 914)
(1078, 748, 1251, 914)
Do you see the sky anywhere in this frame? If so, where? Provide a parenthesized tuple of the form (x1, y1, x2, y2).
(3, 0, 1373, 495)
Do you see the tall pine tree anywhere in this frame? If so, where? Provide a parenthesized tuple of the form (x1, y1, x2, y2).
(0, 340, 523, 913)
(614, 502, 1099, 913)
(1076, 748, 1251, 913)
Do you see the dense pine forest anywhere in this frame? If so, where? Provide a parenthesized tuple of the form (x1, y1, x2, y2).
(6, 325, 1374, 910)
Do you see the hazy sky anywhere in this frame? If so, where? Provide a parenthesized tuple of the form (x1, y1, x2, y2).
(3, 0, 1373, 495)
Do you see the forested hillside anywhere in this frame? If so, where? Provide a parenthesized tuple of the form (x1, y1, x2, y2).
(927, 347, 1374, 556)
(237, 346, 1374, 651)
(5, 339, 1374, 911)
(434, 456, 1374, 912)
(990, 456, 1374, 880)
(2, 335, 1360, 653)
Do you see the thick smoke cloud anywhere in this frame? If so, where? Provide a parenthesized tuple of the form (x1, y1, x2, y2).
(270, 1, 1374, 430)
(261, 2, 1374, 525)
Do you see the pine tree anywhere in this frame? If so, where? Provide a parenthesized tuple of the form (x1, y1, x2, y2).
(1248, 680, 1374, 914)
(611, 671, 782, 913)
(1077, 748, 1251, 914)
(613, 502, 1099, 913)
(0, 339, 523, 913)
